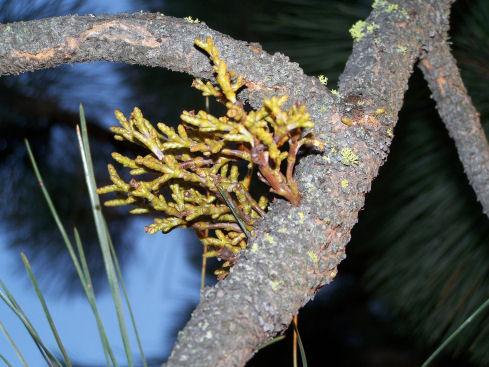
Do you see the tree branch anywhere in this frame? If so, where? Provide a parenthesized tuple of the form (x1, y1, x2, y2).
(419, 40, 489, 215)
(0, 2, 455, 366)
(0, 13, 331, 113)
(166, 1, 454, 366)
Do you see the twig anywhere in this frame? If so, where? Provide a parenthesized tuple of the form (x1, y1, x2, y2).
(419, 40, 489, 215)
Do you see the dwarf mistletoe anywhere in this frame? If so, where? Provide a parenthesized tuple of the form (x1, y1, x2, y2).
(97, 37, 323, 277)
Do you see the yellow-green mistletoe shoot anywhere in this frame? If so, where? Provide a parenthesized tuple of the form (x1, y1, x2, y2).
(97, 37, 323, 277)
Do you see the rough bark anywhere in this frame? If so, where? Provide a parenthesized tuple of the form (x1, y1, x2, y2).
(0, 12, 330, 114)
(0, 2, 465, 366)
(419, 41, 489, 215)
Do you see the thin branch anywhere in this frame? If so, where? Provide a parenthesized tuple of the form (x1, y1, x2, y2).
(0, 13, 329, 113)
(419, 40, 489, 215)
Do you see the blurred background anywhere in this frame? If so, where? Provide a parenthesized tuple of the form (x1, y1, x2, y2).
(1, 0, 489, 366)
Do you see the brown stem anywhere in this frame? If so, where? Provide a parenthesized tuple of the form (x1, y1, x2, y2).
(193, 222, 243, 232)
(221, 148, 252, 162)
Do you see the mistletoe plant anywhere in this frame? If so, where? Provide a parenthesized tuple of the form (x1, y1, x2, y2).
(97, 37, 323, 277)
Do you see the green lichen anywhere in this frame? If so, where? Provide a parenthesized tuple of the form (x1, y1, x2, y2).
(341, 180, 349, 188)
(308, 251, 319, 263)
(372, 0, 387, 9)
(349, 20, 367, 42)
(271, 280, 284, 290)
(340, 147, 359, 166)
(372, 0, 395, 11)
(264, 232, 274, 244)
(397, 45, 408, 55)
(366, 23, 378, 33)
(318, 75, 328, 85)
(251, 242, 259, 253)
(387, 128, 393, 137)
(331, 89, 339, 96)
(184, 16, 200, 23)
(298, 211, 305, 224)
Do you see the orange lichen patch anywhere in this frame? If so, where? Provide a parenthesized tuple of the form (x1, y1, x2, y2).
(363, 114, 381, 125)
(245, 80, 289, 95)
(11, 20, 162, 64)
(436, 76, 447, 96)
(249, 45, 263, 54)
(12, 20, 161, 62)
(331, 112, 349, 133)
(420, 58, 432, 70)
(73, 20, 161, 49)
(11, 48, 55, 62)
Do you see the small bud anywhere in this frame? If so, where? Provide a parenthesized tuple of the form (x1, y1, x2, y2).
(341, 116, 353, 126)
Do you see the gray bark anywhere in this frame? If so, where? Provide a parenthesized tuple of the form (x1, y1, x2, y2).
(2, 1, 482, 366)
(419, 41, 489, 215)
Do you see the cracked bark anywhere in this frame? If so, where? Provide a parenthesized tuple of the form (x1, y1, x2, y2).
(0, 1, 472, 366)
(419, 41, 489, 215)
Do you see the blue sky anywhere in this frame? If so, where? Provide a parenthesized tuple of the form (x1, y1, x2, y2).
(0, 1, 208, 365)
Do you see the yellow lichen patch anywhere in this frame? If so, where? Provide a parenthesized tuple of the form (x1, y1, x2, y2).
(372, 0, 399, 13)
(340, 147, 359, 166)
(366, 23, 378, 33)
(251, 242, 259, 253)
(318, 75, 328, 85)
(298, 211, 305, 224)
(349, 20, 367, 42)
(375, 108, 385, 115)
(271, 280, 284, 291)
(397, 45, 407, 55)
(264, 232, 275, 244)
(184, 16, 200, 23)
(341, 179, 349, 188)
(308, 251, 319, 263)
